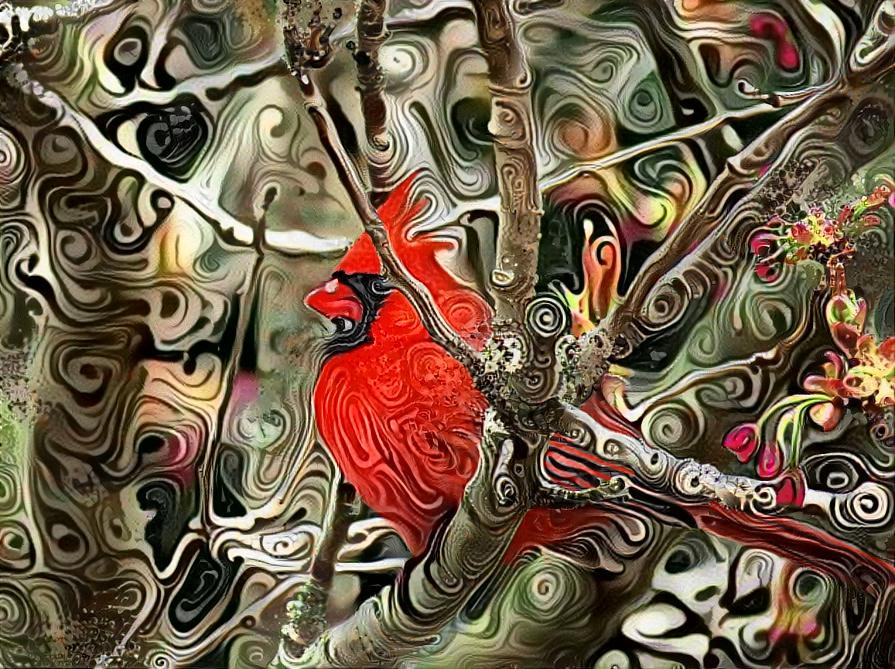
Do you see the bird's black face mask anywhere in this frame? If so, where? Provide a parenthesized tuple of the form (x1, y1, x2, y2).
(305, 270, 393, 356)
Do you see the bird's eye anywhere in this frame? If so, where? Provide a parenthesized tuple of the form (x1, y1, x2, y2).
(332, 316, 359, 334)
(369, 276, 393, 296)
(728, 587, 770, 616)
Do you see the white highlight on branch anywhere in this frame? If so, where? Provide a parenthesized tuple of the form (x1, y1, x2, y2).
(16, 76, 348, 255)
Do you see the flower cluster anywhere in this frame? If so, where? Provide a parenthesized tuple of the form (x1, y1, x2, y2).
(750, 185, 892, 282)
(807, 290, 895, 420)
(722, 289, 895, 502)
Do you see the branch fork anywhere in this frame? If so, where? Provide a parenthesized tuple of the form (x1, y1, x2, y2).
(276, 1, 895, 665)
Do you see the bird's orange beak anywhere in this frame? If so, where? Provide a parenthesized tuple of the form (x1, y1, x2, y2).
(305, 276, 364, 323)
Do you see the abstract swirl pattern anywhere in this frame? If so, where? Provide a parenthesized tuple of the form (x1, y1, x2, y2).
(0, 0, 892, 667)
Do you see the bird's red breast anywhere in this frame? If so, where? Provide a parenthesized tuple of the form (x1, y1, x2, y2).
(308, 175, 625, 558)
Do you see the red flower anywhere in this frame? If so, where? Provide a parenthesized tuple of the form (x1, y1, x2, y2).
(757, 439, 784, 478)
(750, 231, 778, 257)
(790, 221, 812, 244)
(723, 423, 759, 462)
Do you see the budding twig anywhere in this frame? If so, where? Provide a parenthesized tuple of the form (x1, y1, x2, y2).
(550, 401, 895, 589)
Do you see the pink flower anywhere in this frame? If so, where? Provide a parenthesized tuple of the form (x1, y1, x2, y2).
(757, 440, 784, 478)
(750, 231, 778, 257)
(723, 423, 759, 462)
(723, 421, 784, 479)
(807, 401, 844, 432)
(826, 291, 867, 355)
(809, 357, 845, 388)
(774, 471, 806, 507)
(811, 293, 895, 411)
(790, 221, 812, 244)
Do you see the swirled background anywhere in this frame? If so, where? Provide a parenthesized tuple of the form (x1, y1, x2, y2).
(0, 0, 892, 667)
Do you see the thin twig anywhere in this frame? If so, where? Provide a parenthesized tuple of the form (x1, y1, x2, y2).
(280, 0, 474, 365)
(23, 83, 346, 254)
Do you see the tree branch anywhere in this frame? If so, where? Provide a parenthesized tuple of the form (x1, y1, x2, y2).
(274, 3, 895, 665)
(282, 11, 478, 370)
(472, 0, 543, 323)
(277, 411, 531, 668)
(355, 0, 389, 154)
(548, 402, 895, 593)
(282, 479, 358, 651)
(596, 81, 849, 352)
(599, 19, 895, 354)
(298, 74, 478, 368)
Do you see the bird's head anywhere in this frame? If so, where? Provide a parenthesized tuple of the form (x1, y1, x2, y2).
(305, 223, 383, 317)
(305, 175, 425, 353)
(304, 235, 394, 354)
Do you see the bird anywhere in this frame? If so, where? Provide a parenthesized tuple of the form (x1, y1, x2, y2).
(305, 175, 624, 560)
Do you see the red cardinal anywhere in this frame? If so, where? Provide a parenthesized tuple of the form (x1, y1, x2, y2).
(306, 176, 626, 559)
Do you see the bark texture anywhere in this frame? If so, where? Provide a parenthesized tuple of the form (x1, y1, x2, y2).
(472, 0, 543, 324)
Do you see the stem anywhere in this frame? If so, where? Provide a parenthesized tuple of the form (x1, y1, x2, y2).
(756, 394, 832, 432)
(472, 0, 543, 323)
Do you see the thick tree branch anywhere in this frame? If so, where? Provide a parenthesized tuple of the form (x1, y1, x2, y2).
(472, 0, 543, 323)
(277, 411, 531, 668)
(355, 0, 389, 153)
(549, 402, 895, 593)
